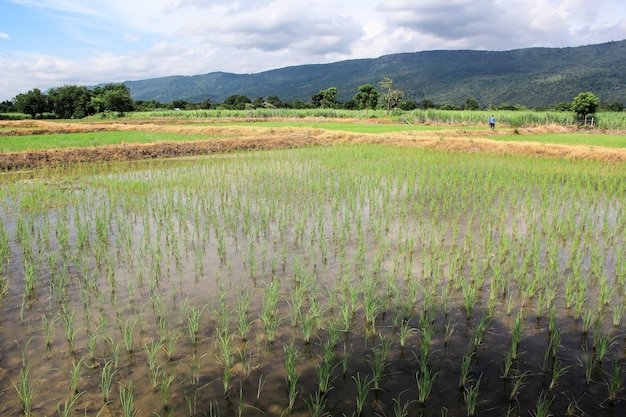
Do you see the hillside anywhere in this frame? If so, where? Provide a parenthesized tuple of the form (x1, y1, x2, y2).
(123, 40, 626, 108)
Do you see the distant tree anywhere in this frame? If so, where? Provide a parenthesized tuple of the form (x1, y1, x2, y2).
(419, 99, 435, 109)
(92, 84, 134, 115)
(571, 92, 599, 121)
(14, 88, 49, 118)
(47, 85, 93, 118)
(169, 99, 191, 109)
(399, 100, 417, 111)
(379, 78, 404, 115)
(291, 98, 307, 109)
(266, 95, 281, 108)
(343, 99, 357, 110)
(440, 104, 463, 110)
(223, 94, 251, 110)
(312, 87, 338, 108)
(604, 101, 624, 112)
(465, 98, 480, 110)
(135, 99, 163, 111)
(353, 84, 379, 117)
(0, 100, 16, 113)
(554, 101, 572, 111)
(251, 97, 264, 108)
(198, 98, 212, 110)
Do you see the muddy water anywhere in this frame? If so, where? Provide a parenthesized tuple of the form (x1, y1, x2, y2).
(0, 146, 624, 416)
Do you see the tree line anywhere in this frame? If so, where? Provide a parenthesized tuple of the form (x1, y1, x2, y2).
(0, 78, 621, 119)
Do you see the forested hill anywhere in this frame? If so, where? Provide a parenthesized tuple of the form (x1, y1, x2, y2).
(123, 40, 626, 108)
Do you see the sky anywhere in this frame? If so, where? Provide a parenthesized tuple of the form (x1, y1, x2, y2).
(1, 0, 626, 101)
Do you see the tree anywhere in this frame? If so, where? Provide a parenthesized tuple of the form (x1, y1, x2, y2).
(312, 87, 339, 109)
(266, 95, 281, 108)
(604, 101, 624, 112)
(223, 94, 251, 110)
(92, 84, 134, 115)
(554, 102, 572, 112)
(465, 98, 480, 110)
(399, 100, 417, 111)
(170, 99, 192, 110)
(48, 85, 93, 118)
(353, 84, 379, 117)
(571, 92, 599, 122)
(135, 99, 163, 111)
(419, 99, 435, 109)
(379, 78, 404, 115)
(198, 98, 212, 110)
(0, 100, 15, 113)
(14, 88, 48, 117)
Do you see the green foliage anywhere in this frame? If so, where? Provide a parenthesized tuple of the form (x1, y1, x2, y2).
(14, 88, 48, 118)
(571, 92, 599, 118)
(353, 84, 379, 116)
(47, 85, 93, 118)
(312, 87, 339, 108)
(222, 94, 251, 110)
(465, 98, 480, 110)
(379, 78, 404, 115)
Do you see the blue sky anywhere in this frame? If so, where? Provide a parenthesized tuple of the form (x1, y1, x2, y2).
(2, 0, 626, 101)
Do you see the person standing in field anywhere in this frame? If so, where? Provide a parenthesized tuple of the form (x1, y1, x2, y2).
(489, 115, 496, 130)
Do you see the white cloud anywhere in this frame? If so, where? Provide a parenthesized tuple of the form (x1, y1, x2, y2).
(1, 0, 626, 100)
(123, 33, 140, 43)
(0, 32, 9, 40)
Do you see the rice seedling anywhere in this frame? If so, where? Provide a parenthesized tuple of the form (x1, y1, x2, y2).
(68, 357, 85, 395)
(509, 371, 529, 401)
(119, 380, 138, 417)
(549, 359, 570, 391)
(100, 360, 116, 403)
(261, 279, 281, 343)
(396, 315, 416, 349)
(305, 390, 328, 417)
(611, 303, 625, 326)
(459, 349, 474, 388)
(41, 314, 57, 349)
(593, 332, 616, 364)
(56, 391, 84, 417)
(578, 346, 596, 385)
(416, 364, 438, 405)
(530, 391, 553, 417)
(606, 358, 622, 405)
(353, 373, 373, 417)
(160, 371, 176, 411)
(236, 290, 251, 342)
(13, 349, 35, 417)
(464, 375, 481, 417)
(120, 317, 137, 354)
(59, 307, 78, 355)
(144, 339, 164, 391)
(161, 329, 181, 362)
(215, 331, 235, 398)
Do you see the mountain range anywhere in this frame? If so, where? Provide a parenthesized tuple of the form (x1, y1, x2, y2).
(122, 40, 626, 108)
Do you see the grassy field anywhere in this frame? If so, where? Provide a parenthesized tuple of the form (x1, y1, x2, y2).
(2, 118, 626, 153)
(495, 132, 626, 148)
(0, 131, 216, 152)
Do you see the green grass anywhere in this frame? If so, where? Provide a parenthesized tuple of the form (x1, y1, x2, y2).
(215, 120, 464, 133)
(0, 131, 215, 152)
(494, 132, 626, 148)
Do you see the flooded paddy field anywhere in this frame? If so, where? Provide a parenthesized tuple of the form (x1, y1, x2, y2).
(0, 144, 624, 416)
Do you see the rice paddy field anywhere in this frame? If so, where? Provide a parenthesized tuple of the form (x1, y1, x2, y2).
(0, 118, 625, 417)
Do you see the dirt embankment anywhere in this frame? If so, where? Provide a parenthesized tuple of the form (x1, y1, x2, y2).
(1, 120, 624, 170)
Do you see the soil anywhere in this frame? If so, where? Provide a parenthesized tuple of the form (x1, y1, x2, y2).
(1, 119, 625, 170)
